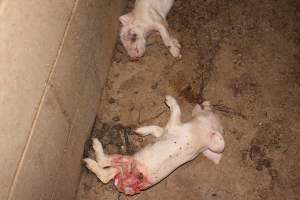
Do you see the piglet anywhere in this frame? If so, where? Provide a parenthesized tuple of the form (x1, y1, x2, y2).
(83, 96, 225, 195)
(119, 0, 181, 60)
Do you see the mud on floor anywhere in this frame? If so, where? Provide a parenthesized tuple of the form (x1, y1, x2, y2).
(77, 0, 300, 199)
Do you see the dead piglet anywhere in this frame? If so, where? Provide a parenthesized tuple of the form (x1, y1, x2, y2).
(84, 96, 225, 195)
(119, 0, 181, 60)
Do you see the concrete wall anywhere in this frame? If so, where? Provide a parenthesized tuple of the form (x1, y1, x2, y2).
(0, 0, 125, 199)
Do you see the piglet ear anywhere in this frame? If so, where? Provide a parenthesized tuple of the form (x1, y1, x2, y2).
(208, 131, 225, 153)
(119, 13, 134, 25)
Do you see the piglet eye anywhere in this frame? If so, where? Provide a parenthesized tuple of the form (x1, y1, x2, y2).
(130, 33, 137, 42)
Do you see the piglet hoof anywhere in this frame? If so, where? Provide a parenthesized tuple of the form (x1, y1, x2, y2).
(170, 46, 181, 58)
(165, 95, 177, 108)
(202, 101, 211, 110)
(169, 38, 182, 58)
(135, 127, 148, 136)
(192, 104, 202, 117)
(83, 158, 98, 171)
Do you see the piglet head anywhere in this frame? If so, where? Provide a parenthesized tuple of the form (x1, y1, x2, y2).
(119, 13, 146, 60)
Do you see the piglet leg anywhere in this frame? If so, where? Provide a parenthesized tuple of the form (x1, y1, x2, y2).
(83, 158, 117, 183)
(92, 138, 111, 167)
(165, 96, 182, 129)
(154, 23, 181, 58)
(135, 125, 164, 137)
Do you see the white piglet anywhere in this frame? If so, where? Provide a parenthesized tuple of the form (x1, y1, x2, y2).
(84, 96, 225, 195)
(119, 0, 181, 60)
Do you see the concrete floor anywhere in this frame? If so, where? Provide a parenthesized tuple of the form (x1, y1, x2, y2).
(76, 0, 300, 199)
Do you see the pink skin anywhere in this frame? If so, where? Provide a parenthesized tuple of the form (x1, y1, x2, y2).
(110, 155, 152, 195)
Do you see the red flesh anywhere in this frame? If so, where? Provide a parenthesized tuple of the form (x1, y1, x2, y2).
(111, 155, 152, 195)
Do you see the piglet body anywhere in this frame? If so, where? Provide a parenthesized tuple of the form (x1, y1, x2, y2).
(84, 96, 225, 195)
(119, 0, 181, 59)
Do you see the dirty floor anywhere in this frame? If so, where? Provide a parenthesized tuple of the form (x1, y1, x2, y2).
(76, 0, 300, 199)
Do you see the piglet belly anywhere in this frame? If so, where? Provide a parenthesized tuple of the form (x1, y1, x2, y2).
(134, 140, 193, 184)
(111, 137, 196, 195)
(144, 153, 194, 184)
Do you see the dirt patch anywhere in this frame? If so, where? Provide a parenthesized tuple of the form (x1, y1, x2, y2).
(77, 0, 300, 200)
(83, 120, 148, 157)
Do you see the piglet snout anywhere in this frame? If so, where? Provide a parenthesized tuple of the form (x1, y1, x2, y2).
(129, 56, 140, 61)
